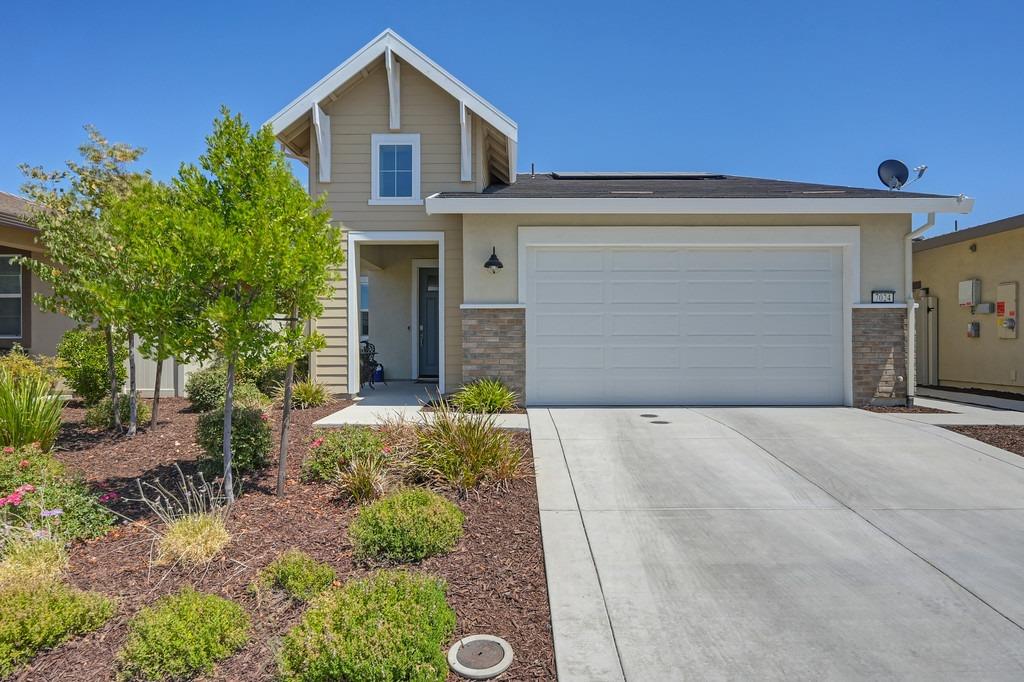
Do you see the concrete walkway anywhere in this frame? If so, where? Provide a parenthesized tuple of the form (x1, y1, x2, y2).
(313, 381, 529, 429)
(886, 396, 1024, 426)
(532, 406, 1024, 681)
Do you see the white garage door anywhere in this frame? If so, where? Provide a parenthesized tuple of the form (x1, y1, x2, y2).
(525, 245, 845, 405)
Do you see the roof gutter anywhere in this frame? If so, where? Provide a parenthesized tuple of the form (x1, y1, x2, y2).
(424, 195, 975, 215)
(905, 212, 936, 405)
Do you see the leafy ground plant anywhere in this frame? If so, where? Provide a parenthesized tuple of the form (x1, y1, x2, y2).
(302, 426, 384, 483)
(156, 513, 230, 567)
(277, 570, 454, 682)
(349, 488, 464, 563)
(450, 378, 519, 413)
(253, 549, 336, 602)
(415, 400, 522, 490)
(0, 370, 65, 452)
(185, 365, 228, 412)
(117, 588, 249, 681)
(334, 450, 389, 504)
(0, 581, 114, 677)
(0, 345, 59, 388)
(0, 444, 114, 542)
(196, 406, 272, 477)
(84, 396, 152, 430)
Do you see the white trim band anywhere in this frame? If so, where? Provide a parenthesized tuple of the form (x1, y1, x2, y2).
(459, 303, 526, 310)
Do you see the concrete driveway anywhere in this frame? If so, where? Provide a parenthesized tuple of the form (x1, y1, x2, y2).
(530, 407, 1024, 681)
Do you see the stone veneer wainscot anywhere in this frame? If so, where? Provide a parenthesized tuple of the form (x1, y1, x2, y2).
(460, 307, 525, 399)
(852, 307, 908, 406)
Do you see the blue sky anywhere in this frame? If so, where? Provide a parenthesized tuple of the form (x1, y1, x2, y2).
(4, 1, 1021, 234)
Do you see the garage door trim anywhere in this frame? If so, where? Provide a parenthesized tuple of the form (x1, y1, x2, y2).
(517, 226, 860, 405)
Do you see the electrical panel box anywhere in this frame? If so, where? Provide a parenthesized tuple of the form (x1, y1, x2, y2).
(959, 279, 981, 307)
(967, 321, 981, 338)
(996, 281, 1018, 339)
(976, 302, 996, 314)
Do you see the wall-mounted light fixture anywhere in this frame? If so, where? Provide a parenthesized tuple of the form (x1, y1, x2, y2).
(484, 247, 503, 274)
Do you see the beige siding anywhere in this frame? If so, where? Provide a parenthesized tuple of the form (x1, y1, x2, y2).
(311, 59, 471, 394)
(913, 227, 1024, 394)
(462, 213, 911, 305)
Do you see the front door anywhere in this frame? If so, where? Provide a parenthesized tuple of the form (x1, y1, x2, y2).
(418, 267, 440, 378)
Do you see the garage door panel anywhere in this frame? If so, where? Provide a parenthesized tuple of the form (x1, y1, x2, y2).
(611, 281, 680, 304)
(525, 243, 844, 405)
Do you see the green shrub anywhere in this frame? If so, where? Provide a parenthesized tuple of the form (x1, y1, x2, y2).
(0, 582, 114, 677)
(117, 588, 249, 681)
(56, 328, 126, 405)
(303, 426, 384, 483)
(186, 365, 268, 413)
(254, 549, 336, 602)
(415, 401, 521, 490)
(281, 380, 332, 410)
(451, 378, 519, 413)
(238, 356, 294, 396)
(349, 489, 463, 563)
(0, 370, 65, 452)
(156, 513, 230, 567)
(185, 365, 227, 412)
(196, 407, 272, 477)
(277, 570, 454, 682)
(0, 345, 58, 388)
(0, 538, 67, 589)
(0, 445, 114, 542)
(84, 396, 152, 430)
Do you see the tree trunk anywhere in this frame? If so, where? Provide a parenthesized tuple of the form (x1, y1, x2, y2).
(104, 325, 121, 431)
(151, 335, 165, 430)
(127, 330, 137, 436)
(223, 356, 236, 504)
(276, 308, 299, 497)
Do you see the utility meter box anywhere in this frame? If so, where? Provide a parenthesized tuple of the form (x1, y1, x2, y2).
(959, 279, 981, 308)
(996, 281, 1018, 339)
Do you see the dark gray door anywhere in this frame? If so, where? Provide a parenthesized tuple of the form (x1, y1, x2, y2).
(418, 267, 440, 378)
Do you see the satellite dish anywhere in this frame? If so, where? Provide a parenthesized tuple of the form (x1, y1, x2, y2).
(878, 159, 910, 190)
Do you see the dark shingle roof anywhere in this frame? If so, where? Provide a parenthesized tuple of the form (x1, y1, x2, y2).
(435, 173, 956, 200)
(0, 191, 38, 231)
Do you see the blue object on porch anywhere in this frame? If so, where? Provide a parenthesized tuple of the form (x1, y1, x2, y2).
(373, 367, 384, 382)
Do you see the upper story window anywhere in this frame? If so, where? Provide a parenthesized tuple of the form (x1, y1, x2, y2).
(0, 256, 23, 339)
(370, 133, 421, 205)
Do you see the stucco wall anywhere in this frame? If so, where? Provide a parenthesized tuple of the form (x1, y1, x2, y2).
(913, 227, 1024, 394)
(309, 59, 474, 394)
(462, 213, 910, 304)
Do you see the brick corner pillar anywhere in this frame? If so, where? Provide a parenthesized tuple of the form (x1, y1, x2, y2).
(852, 307, 909, 406)
(460, 307, 526, 398)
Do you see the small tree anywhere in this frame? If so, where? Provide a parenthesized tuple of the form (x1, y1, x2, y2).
(175, 108, 340, 501)
(19, 127, 145, 430)
(103, 177, 205, 429)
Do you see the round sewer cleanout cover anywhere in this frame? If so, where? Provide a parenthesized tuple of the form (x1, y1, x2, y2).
(640, 413, 658, 418)
(448, 634, 513, 679)
(650, 420, 670, 424)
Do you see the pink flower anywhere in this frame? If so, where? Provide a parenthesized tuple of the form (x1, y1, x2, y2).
(310, 438, 323, 448)
(18, 460, 29, 469)
(4, 492, 23, 506)
(2, 446, 14, 454)
(382, 446, 392, 454)
(98, 492, 119, 504)
(260, 413, 270, 422)
(15, 484, 34, 494)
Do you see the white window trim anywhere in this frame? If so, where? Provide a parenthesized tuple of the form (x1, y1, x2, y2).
(369, 133, 422, 205)
(0, 255, 22, 340)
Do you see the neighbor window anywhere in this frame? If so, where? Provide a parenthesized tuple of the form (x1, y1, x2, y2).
(359, 276, 370, 340)
(0, 256, 22, 338)
(370, 133, 421, 205)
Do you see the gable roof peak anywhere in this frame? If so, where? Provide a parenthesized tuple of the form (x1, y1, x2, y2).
(266, 29, 517, 143)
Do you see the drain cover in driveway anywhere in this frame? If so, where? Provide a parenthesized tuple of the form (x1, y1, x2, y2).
(640, 413, 658, 418)
(448, 635, 513, 679)
(650, 420, 670, 424)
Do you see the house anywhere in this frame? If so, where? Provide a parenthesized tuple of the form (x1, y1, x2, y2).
(267, 29, 974, 407)
(0, 191, 76, 356)
(913, 214, 1023, 397)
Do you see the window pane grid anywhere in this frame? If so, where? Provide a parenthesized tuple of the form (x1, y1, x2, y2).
(377, 143, 414, 198)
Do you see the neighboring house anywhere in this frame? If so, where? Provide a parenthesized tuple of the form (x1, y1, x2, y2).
(268, 29, 973, 407)
(0, 191, 76, 356)
(0, 191, 191, 396)
(913, 214, 1023, 396)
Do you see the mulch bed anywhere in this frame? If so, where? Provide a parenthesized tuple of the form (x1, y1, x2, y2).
(860, 405, 952, 414)
(945, 425, 1024, 459)
(20, 398, 556, 681)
